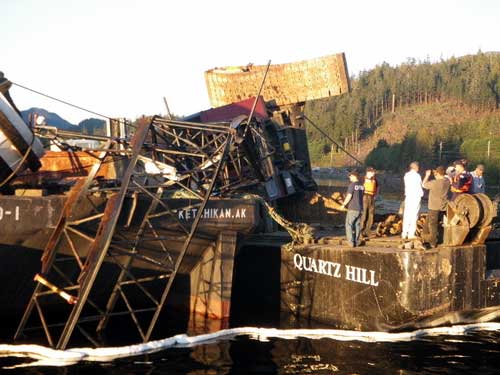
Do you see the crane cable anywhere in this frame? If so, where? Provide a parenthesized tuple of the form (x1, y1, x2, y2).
(11, 81, 113, 120)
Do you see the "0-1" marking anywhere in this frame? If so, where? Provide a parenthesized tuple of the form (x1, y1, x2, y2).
(0, 206, 20, 221)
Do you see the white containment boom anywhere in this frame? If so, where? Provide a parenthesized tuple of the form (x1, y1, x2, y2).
(0, 91, 45, 183)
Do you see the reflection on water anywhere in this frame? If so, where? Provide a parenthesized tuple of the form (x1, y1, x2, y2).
(117, 330, 500, 375)
(2, 327, 500, 374)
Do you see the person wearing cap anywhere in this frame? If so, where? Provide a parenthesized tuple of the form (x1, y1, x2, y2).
(402, 161, 423, 240)
(470, 164, 486, 194)
(450, 161, 472, 200)
(422, 166, 450, 248)
(340, 170, 365, 247)
(360, 167, 379, 238)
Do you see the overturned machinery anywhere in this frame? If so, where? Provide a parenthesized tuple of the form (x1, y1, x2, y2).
(374, 193, 497, 248)
(443, 193, 497, 246)
(6, 111, 315, 349)
(0, 54, 353, 348)
(0, 80, 322, 349)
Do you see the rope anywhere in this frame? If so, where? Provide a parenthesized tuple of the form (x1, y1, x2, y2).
(262, 201, 316, 249)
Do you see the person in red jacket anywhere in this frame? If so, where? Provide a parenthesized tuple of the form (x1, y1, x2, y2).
(450, 161, 472, 200)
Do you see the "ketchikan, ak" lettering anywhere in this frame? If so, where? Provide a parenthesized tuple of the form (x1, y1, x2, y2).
(178, 208, 246, 220)
(293, 253, 379, 286)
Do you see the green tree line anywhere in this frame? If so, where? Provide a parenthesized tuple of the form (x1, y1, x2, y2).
(305, 51, 500, 180)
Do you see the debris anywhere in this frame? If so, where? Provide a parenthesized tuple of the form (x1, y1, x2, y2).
(263, 201, 316, 250)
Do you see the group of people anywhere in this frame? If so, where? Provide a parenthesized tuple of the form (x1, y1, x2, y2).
(402, 160, 485, 248)
(341, 160, 486, 248)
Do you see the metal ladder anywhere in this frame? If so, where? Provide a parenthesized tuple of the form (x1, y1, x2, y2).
(15, 120, 234, 349)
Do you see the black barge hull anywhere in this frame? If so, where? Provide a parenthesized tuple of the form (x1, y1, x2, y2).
(281, 239, 500, 331)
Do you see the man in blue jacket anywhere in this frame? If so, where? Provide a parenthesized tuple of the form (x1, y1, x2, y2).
(470, 164, 486, 194)
(340, 170, 365, 247)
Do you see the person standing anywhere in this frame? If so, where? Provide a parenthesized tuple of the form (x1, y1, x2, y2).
(471, 164, 486, 194)
(340, 170, 365, 247)
(422, 166, 450, 248)
(402, 162, 423, 240)
(361, 167, 379, 238)
(450, 161, 472, 200)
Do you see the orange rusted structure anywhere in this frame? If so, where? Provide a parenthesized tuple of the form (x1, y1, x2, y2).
(14, 151, 121, 184)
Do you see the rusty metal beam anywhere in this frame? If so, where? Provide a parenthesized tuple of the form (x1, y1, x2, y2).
(14, 142, 114, 343)
(144, 133, 233, 341)
(96, 186, 168, 333)
(56, 122, 151, 349)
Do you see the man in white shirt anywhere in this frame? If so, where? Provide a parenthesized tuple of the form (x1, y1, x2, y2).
(402, 161, 423, 240)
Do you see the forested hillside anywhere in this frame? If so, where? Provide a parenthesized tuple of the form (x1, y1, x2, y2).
(305, 51, 500, 181)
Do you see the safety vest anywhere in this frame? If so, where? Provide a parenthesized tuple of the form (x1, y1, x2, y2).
(364, 177, 378, 196)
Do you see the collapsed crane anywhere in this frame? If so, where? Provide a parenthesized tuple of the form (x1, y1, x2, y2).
(0, 53, 353, 348)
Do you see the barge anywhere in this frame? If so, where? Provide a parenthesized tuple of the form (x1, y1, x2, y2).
(281, 193, 500, 331)
(1, 50, 499, 350)
(281, 237, 500, 331)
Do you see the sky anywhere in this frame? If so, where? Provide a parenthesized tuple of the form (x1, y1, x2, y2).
(1, 0, 499, 124)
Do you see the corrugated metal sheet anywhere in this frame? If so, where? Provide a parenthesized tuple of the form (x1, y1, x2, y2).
(205, 53, 350, 108)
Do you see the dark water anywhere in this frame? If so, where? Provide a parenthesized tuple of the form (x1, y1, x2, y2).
(2, 178, 499, 373)
(2, 328, 500, 374)
(2, 229, 500, 373)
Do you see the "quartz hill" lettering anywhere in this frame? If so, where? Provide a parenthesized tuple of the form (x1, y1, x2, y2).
(293, 253, 379, 286)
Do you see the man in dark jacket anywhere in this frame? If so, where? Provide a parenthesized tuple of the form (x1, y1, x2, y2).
(422, 166, 450, 248)
(340, 170, 365, 247)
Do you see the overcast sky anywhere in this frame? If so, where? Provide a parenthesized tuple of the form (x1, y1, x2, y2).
(2, 0, 499, 124)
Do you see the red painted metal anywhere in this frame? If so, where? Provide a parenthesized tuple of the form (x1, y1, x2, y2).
(200, 96, 268, 123)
